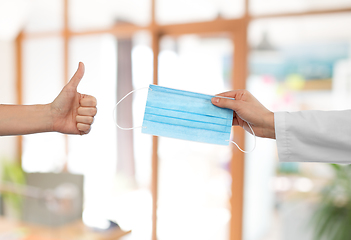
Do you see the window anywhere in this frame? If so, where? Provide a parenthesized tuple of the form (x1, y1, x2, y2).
(157, 35, 233, 239)
(156, 0, 244, 24)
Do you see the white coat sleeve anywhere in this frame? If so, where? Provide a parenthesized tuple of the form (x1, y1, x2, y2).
(274, 110, 351, 163)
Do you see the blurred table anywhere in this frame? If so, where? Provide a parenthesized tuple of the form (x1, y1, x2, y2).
(0, 217, 131, 240)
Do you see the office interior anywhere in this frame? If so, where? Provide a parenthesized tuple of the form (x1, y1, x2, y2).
(1, 0, 351, 239)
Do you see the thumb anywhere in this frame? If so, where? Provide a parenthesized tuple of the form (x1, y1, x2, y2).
(211, 96, 239, 111)
(68, 62, 85, 89)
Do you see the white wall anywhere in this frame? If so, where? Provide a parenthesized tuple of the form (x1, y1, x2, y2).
(0, 40, 17, 160)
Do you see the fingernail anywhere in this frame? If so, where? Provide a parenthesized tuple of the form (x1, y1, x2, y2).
(213, 97, 219, 103)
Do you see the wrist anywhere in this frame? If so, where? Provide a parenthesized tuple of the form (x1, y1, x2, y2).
(263, 111, 276, 139)
(42, 103, 55, 132)
(41, 103, 55, 132)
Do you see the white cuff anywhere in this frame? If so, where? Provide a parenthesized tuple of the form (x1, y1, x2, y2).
(274, 112, 291, 162)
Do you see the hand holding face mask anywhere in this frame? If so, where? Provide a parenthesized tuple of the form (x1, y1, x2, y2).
(211, 89, 275, 139)
(115, 85, 257, 153)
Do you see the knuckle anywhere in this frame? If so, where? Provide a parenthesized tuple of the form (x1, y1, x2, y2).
(77, 107, 84, 115)
(91, 107, 97, 116)
(79, 124, 90, 132)
(218, 97, 227, 105)
(88, 116, 94, 124)
(83, 96, 97, 106)
(91, 96, 97, 106)
(86, 99, 93, 106)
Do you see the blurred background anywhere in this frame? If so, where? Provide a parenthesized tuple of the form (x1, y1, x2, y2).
(1, 0, 351, 240)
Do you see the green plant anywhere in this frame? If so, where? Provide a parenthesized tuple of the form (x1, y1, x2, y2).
(1, 159, 26, 217)
(311, 164, 351, 240)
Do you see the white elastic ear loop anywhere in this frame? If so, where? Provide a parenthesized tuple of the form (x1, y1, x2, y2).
(213, 96, 256, 153)
(113, 87, 150, 130)
(226, 122, 256, 153)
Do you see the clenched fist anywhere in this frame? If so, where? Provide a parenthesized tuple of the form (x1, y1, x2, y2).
(51, 62, 97, 135)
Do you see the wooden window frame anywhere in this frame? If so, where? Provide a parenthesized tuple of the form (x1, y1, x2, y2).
(15, 1, 351, 239)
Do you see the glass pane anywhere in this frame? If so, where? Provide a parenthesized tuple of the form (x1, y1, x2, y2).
(250, 0, 351, 16)
(0, 41, 17, 158)
(110, 0, 151, 26)
(69, 0, 114, 31)
(24, 0, 63, 33)
(67, 34, 119, 229)
(69, 0, 151, 32)
(156, 0, 244, 25)
(68, 33, 154, 236)
(0, 41, 16, 104)
(132, 31, 153, 188)
(114, 31, 154, 237)
(157, 35, 233, 240)
(67, 34, 117, 175)
(0, 1, 31, 40)
(245, 14, 351, 240)
(249, 14, 351, 92)
(22, 37, 66, 172)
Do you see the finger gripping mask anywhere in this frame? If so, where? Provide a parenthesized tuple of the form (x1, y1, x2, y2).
(114, 84, 256, 152)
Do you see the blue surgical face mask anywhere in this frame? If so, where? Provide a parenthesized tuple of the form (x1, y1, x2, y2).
(141, 84, 233, 145)
(114, 84, 256, 152)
